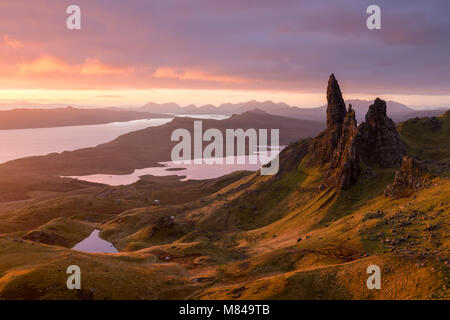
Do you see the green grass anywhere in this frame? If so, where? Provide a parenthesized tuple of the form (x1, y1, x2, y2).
(22, 217, 95, 247)
(317, 166, 396, 226)
(1, 113, 448, 300)
(398, 112, 450, 162)
(223, 168, 307, 230)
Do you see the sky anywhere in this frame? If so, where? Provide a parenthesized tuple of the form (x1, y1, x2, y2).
(0, 0, 449, 108)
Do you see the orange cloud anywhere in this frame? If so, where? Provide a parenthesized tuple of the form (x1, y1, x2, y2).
(17, 56, 134, 76)
(80, 58, 134, 75)
(153, 67, 246, 84)
(3, 34, 22, 49)
(18, 56, 75, 74)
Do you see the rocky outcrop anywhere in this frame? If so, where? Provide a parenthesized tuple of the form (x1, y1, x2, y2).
(309, 75, 407, 189)
(355, 98, 406, 168)
(308, 74, 347, 166)
(384, 156, 432, 197)
(327, 105, 361, 189)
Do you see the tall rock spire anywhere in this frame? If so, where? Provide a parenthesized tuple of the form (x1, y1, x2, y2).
(326, 73, 347, 128)
(308, 74, 347, 166)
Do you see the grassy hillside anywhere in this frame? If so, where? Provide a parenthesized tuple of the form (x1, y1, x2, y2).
(0, 113, 448, 300)
(398, 111, 450, 163)
(0, 238, 193, 300)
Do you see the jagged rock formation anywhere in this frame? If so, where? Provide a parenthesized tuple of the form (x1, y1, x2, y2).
(309, 75, 407, 189)
(308, 74, 347, 166)
(327, 105, 360, 188)
(384, 156, 432, 197)
(356, 98, 406, 167)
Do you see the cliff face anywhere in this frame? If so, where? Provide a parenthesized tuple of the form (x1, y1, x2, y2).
(310, 75, 406, 189)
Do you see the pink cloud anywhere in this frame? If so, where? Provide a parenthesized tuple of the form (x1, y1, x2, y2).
(153, 67, 247, 84)
(3, 34, 22, 49)
(0, 1, 448, 96)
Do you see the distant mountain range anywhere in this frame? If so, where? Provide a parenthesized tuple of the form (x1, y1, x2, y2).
(0, 100, 447, 130)
(0, 101, 133, 110)
(136, 100, 448, 123)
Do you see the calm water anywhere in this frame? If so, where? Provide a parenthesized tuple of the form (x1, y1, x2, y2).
(0, 115, 230, 164)
(0, 118, 173, 164)
(66, 149, 282, 186)
(72, 229, 118, 253)
(1, 114, 279, 185)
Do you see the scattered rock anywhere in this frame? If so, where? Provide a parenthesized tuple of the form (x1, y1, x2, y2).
(416, 263, 425, 267)
(362, 211, 385, 221)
